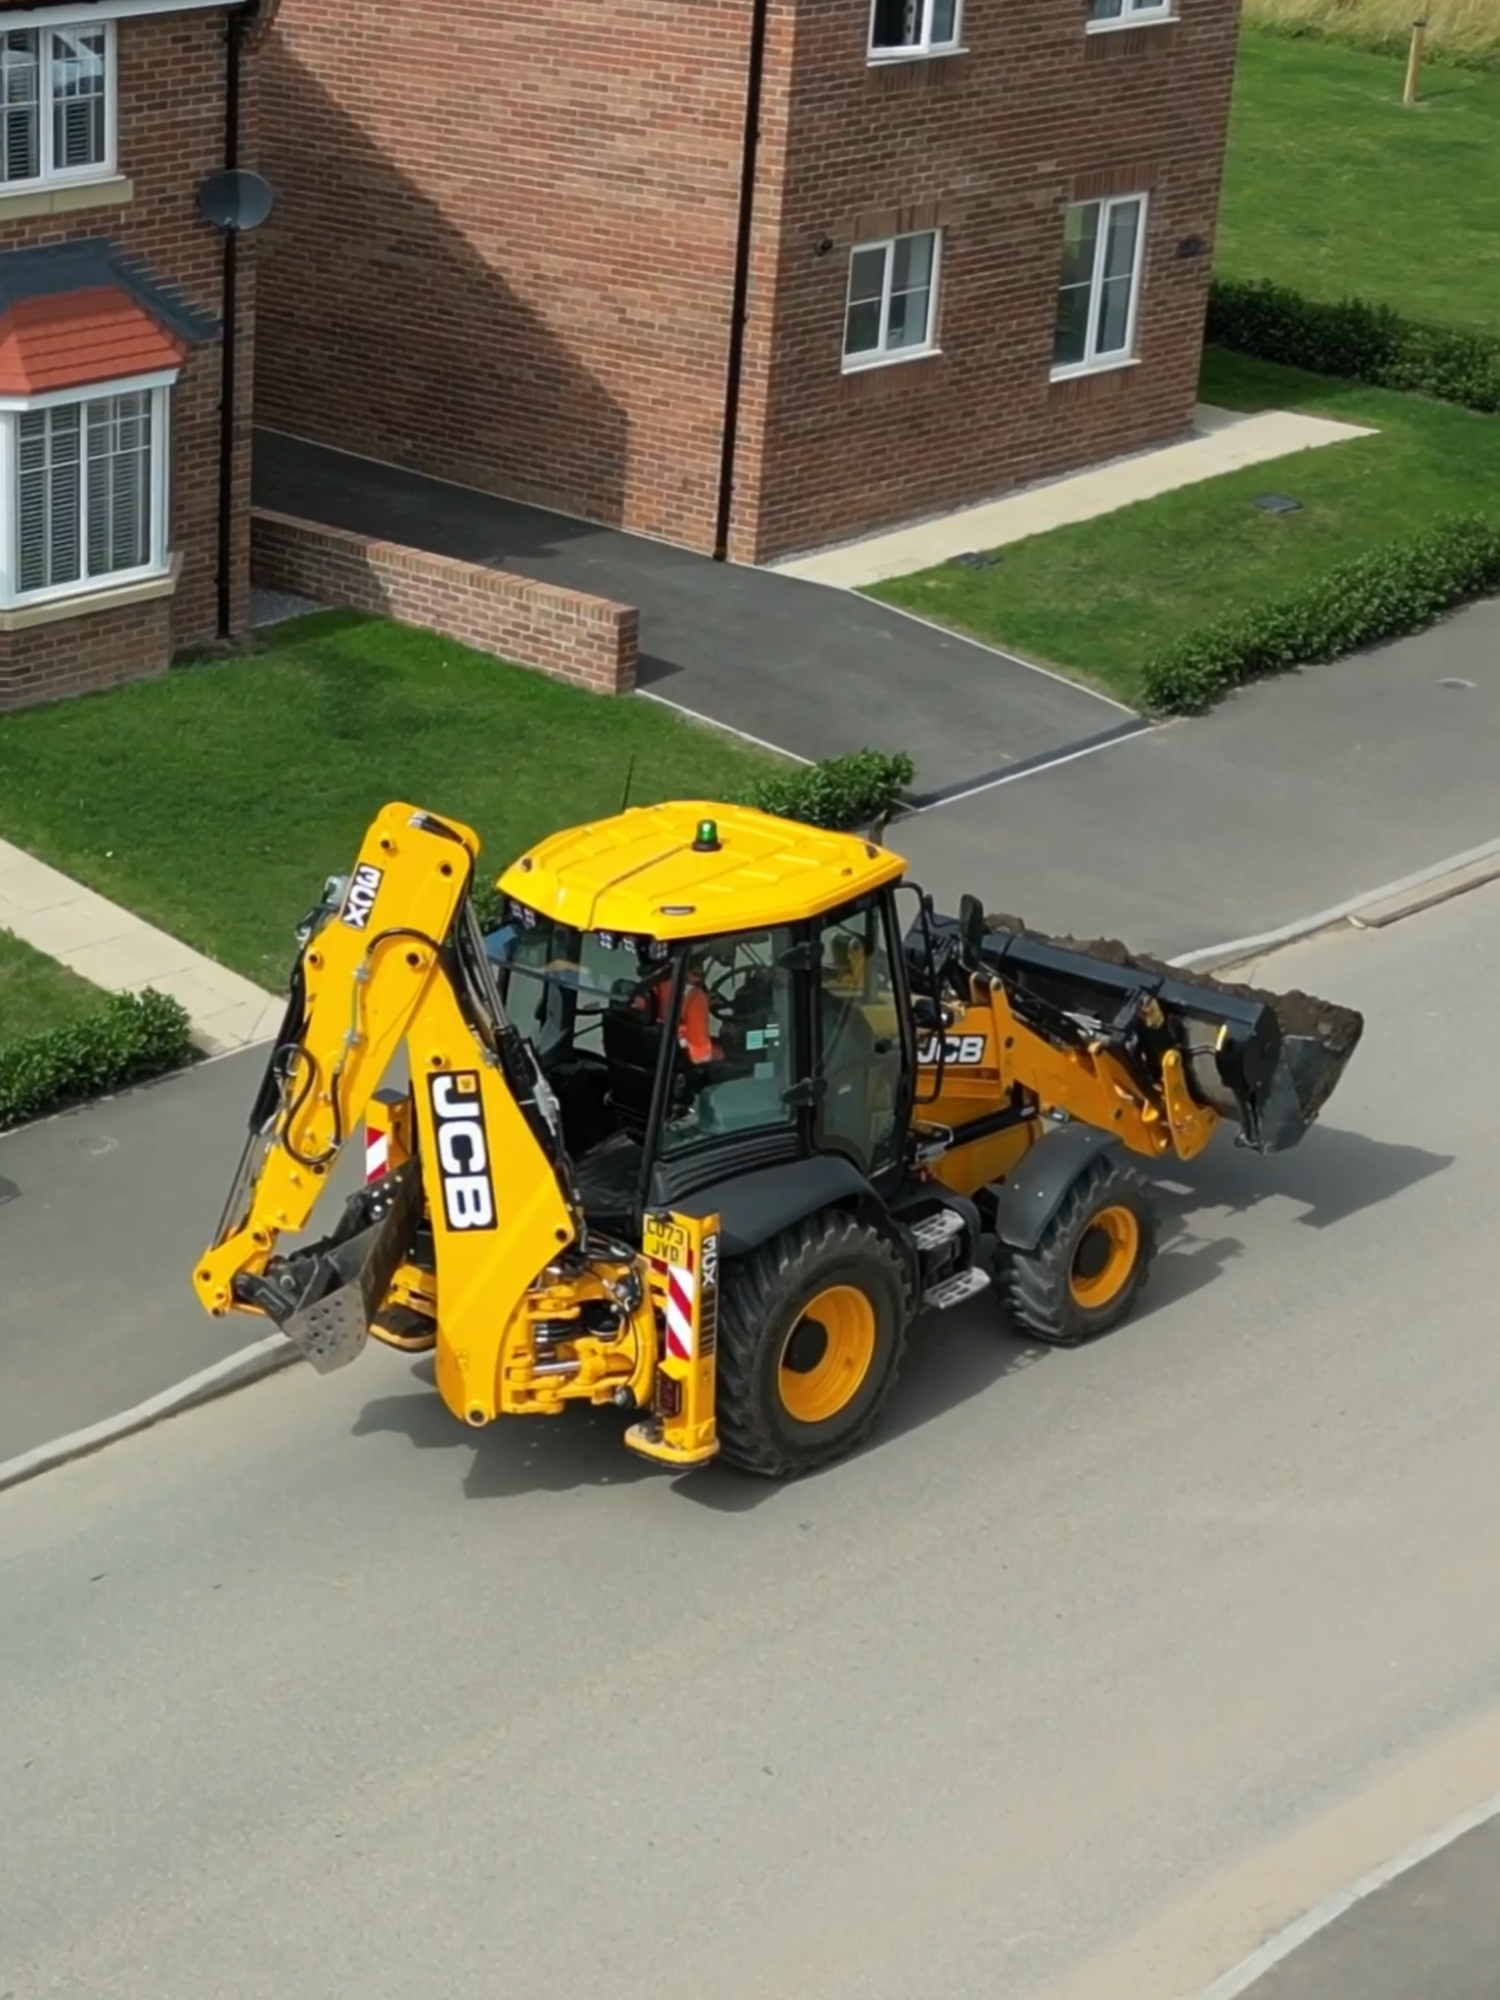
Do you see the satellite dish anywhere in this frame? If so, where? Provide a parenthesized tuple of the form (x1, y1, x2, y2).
(197, 168, 276, 235)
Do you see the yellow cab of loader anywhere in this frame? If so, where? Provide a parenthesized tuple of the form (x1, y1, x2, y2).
(192, 798, 1363, 1483)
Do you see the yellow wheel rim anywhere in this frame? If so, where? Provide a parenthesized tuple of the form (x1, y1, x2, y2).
(778, 1285, 878, 1426)
(1069, 1205, 1140, 1311)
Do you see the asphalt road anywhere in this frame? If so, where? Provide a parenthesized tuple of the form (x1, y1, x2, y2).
(5, 881, 1500, 1999)
(896, 596, 1500, 957)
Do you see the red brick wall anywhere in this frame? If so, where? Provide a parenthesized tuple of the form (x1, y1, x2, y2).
(737, 0, 1243, 563)
(252, 0, 1237, 567)
(0, 5, 258, 710)
(255, 0, 756, 551)
(0, 597, 174, 710)
(251, 510, 640, 694)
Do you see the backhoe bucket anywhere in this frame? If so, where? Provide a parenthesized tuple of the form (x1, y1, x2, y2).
(235, 1160, 422, 1373)
(978, 918, 1364, 1155)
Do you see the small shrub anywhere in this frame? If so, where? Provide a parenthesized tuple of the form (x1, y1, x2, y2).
(1141, 514, 1500, 715)
(0, 988, 196, 1131)
(738, 748, 917, 831)
(1207, 277, 1500, 415)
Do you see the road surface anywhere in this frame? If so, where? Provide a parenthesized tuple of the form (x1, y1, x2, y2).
(4, 882, 1500, 2000)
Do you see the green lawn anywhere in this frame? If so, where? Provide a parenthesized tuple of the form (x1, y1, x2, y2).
(0, 613, 782, 988)
(0, 930, 107, 1044)
(1218, 29, 1500, 332)
(864, 351, 1500, 702)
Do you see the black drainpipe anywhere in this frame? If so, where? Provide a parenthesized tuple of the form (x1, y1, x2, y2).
(712, 0, 772, 563)
(216, 0, 259, 638)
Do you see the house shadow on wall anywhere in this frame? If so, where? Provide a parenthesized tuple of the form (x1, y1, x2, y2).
(249, 37, 629, 563)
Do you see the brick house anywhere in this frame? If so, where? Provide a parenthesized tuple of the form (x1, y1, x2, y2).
(0, 0, 266, 713)
(256, 0, 1241, 568)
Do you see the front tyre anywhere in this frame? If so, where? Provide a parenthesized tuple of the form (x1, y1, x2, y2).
(715, 1212, 910, 1479)
(996, 1153, 1157, 1348)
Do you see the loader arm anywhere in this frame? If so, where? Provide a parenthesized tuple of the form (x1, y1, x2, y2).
(192, 802, 590, 1404)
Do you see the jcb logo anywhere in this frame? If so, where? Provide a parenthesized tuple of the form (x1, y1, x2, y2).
(917, 1032, 988, 1067)
(428, 1071, 498, 1232)
(340, 863, 384, 931)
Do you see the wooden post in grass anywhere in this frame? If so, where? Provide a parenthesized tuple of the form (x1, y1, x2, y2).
(1403, 19, 1427, 105)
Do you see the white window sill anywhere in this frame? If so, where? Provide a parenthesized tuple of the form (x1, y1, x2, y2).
(1049, 355, 1142, 384)
(1085, 11, 1175, 32)
(866, 44, 968, 65)
(0, 174, 132, 221)
(0, 552, 180, 631)
(843, 345, 942, 376)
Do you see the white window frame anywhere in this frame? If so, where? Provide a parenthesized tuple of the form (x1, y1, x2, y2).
(0, 15, 118, 192)
(0, 370, 174, 611)
(1050, 194, 1148, 382)
(1086, 0, 1175, 32)
(867, 0, 965, 64)
(842, 229, 943, 374)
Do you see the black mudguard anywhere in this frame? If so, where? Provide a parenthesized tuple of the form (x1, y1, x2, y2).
(992, 1124, 1124, 1253)
(672, 1155, 881, 1258)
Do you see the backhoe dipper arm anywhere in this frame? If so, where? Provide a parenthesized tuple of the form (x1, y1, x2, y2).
(192, 802, 581, 1357)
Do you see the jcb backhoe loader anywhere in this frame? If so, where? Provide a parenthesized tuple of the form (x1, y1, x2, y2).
(193, 799, 1363, 1479)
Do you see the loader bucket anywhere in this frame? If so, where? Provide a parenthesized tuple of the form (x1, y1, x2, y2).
(977, 917, 1364, 1155)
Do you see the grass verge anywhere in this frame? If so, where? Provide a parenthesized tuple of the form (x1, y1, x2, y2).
(0, 612, 783, 989)
(862, 351, 1500, 705)
(0, 930, 107, 1042)
(0, 936, 196, 1132)
(1217, 30, 1500, 333)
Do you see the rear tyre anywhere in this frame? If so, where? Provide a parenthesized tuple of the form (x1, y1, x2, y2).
(996, 1153, 1157, 1348)
(715, 1211, 910, 1479)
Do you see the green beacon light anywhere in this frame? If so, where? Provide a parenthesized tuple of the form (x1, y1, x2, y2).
(693, 817, 722, 853)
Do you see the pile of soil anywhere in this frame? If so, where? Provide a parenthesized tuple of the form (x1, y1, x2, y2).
(981, 914, 1365, 1052)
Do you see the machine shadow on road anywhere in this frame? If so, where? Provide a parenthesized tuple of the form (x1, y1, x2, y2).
(1156, 1120, 1454, 1232)
(344, 1212, 1243, 1512)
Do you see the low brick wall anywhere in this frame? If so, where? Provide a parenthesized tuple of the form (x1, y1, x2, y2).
(251, 510, 639, 694)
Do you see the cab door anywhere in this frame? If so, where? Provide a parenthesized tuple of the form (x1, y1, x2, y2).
(811, 892, 911, 1189)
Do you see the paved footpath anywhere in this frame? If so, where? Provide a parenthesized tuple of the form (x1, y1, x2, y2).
(4, 886, 1500, 2000)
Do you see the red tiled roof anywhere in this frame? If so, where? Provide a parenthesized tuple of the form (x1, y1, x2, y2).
(0, 285, 187, 395)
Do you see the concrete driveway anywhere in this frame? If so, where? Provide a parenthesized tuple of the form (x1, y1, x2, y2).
(253, 429, 1138, 801)
(5, 883, 1500, 2000)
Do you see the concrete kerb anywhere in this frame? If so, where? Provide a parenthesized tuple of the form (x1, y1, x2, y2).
(0, 1332, 302, 1494)
(1170, 834, 1500, 978)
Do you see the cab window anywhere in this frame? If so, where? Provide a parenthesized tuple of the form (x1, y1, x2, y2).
(656, 926, 799, 1157)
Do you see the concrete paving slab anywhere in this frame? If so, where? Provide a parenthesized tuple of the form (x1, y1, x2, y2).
(11, 895, 141, 957)
(0, 835, 281, 1046)
(0, 844, 98, 914)
(894, 596, 1500, 956)
(1232, 1815, 1500, 2000)
(773, 402, 1377, 588)
(254, 428, 1129, 797)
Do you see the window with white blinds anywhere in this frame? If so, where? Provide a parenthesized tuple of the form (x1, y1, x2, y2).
(2, 383, 169, 607)
(0, 21, 114, 188)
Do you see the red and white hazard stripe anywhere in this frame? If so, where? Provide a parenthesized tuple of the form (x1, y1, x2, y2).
(365, 1126, 390, 1183)
(663, 1247, 697, 1362)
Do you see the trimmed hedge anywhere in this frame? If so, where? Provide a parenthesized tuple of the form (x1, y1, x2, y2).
(1207, 277, 1500, 415)
(0, 987, 196, 1132)
(1141, 513, 1500, 716)
(738, 748, 916, 831)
